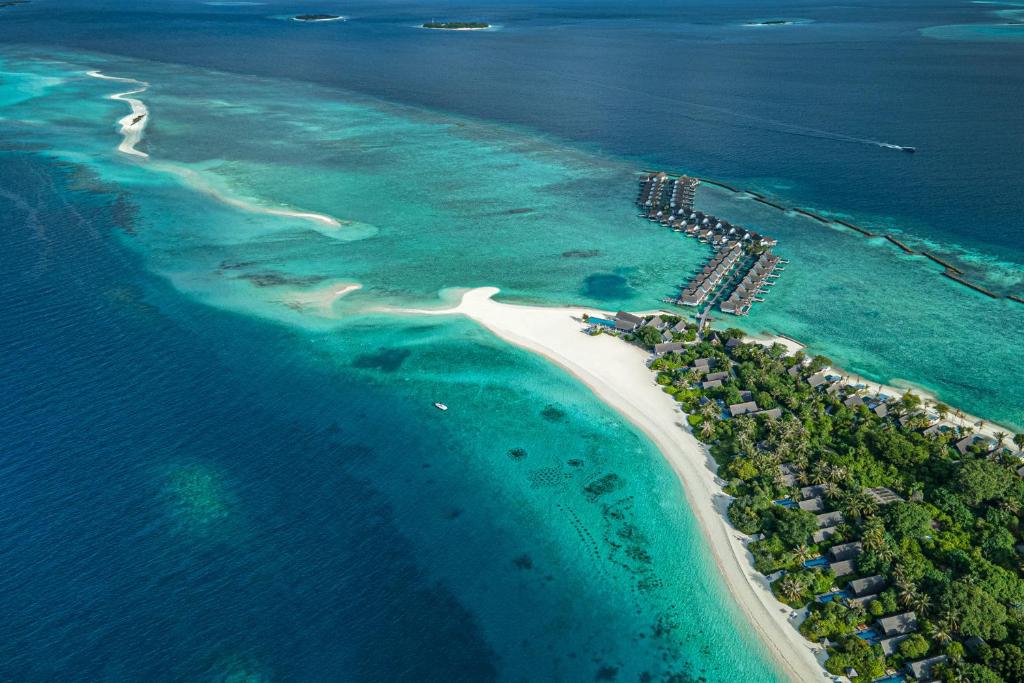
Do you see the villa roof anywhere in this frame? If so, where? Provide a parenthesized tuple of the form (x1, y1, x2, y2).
(729, 401, 759, 417)
(880, 634, 911, 656)
(815, 511, 844, 528)
(755, 407, 783, 420)
(798, 497, 825, 512)
(956, 434, 994, 455)
(787, 364, 802, 377)
(800, 484, 826, 500)
(828, 542, 863, 562)
(653, 342, 686, 355)
(879, 612, 918, 637)
(693, 358, 717, 369)
(807, 372, 828, 388)
(829, 559, 856, 577)
(701, 379, 723, 389)
(849, 575, 886, 597)
(812, 526, 839, 544)
(864, 487, 904, 505)
(672, 320, 688, 332)
(615, 311, 643, 325)
(906, 655, 946, 680)
(643, 316, 664, 329)
(844, 395, 864, 409)
(725, 338, 741, 348)
(704, 371, 729, 382)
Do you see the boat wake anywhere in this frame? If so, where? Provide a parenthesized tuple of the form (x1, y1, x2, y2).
(85, 70, 347, 229)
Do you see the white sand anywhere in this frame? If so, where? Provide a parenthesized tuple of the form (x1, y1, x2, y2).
(86, 70, 150, 158)
(397, 287, 827, 682)
(86, 70, 345, 229)
(278, 281, 361, 317)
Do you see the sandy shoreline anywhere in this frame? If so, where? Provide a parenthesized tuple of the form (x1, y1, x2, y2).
(86, 70, 150, 158)
(86, 70, 344, 229)
(396, 287, 827, 682)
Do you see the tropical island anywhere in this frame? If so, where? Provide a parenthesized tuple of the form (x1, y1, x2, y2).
(422, 21, 490, 30)
(292, 14, 343, 22)
(0, 1, 30, 7)
(588, 312, 1024, 682)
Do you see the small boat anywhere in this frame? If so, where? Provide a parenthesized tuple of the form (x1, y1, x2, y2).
(901, 146, 916, 154)
(433, 402, 448, 411)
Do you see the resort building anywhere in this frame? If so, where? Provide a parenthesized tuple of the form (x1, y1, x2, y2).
(812, 526, 839, 544)
(879, 612, 918, 638)
(865, 487, 904, 506)
(816, 511, 844, 529)
(729, 401, 759, 417)
(800, 484, 826, 500)
(798, 497, 825, 512)
(828, 542, 863, 563)
(906, 655, 947, 681)
(653, 341, 687, 356)
(849, 575, 886, 598)
(613, 311, 643, 332)
(829, 560, 856, 577)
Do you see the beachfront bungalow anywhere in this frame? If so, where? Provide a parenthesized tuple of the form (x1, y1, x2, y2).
(672, 320, 688, 333)
(955, 434, 996, 456)
(729, 401, 759, 417)
(849, 575, 886, 597)
(906, 655, 946, 681)
(725, 338, 741, 349)
(844, 395, 865, 409)
(828, 542, 863, 563)
(829, 560, 856, 577)
(614, 311, 643, 332)
(653, 342, 687, 356)
(879, 612, 918, 637)
(807, 372, 828, 389)
(865, 487, 904, 506)
(642, 316, 665, 330)
(816, 511, 844, 529)
(693, 358, 717, 371)
(800, 484, 826, 500)
(755, 407, 783, 420)
(787, 364, 802, 378)
(798, 497, 825, 513)
(704, 371, 729, 383)
(873, 402, 889, 418)
(813, 526, 839, 544)
(701, 379, 723, 389)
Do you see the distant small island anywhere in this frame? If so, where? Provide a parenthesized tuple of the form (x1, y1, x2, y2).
(422, 21, 490, 30)
(0, 1, 30, 7)
(292, 14, 343, 22)
(743, 18, 811, 27)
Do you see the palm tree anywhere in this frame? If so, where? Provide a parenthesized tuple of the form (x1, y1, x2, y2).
(700, 401, 719, 420)
(910, 592, 931, 617)
(778, 573, 808, 603)
(928, 618, 953, 645)
(1014, 433, 1024, 453)
(994, 431, 1008, 448)
(862, 520, 886, 553)
(700, 418, 716, 440)
(793, 544, 813, 564)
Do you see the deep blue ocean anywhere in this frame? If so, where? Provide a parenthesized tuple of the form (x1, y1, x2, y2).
(1, 1, 1022, 680)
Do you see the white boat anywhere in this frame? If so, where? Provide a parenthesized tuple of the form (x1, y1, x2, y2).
(433, 402, 448, 411)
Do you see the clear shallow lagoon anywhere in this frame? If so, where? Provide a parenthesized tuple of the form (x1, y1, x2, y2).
(1, 0, 1022, 679)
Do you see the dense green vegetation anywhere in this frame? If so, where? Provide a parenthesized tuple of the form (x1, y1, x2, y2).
(627, 321, 1024, 681)
(422, 21, 490, 29)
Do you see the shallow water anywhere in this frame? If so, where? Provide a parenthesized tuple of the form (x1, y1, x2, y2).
(1, 1, 1023, 678)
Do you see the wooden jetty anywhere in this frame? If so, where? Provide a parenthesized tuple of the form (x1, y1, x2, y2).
(942, 271, 1001, 299)
(921, 251, 964, 275)
(884, 235, 916, 254)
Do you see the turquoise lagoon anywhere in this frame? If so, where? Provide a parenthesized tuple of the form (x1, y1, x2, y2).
(0, 39, 1022, 678)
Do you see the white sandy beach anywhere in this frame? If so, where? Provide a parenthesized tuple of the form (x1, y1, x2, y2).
(399, 287, 828, 683)
(86, 70, 150, 158)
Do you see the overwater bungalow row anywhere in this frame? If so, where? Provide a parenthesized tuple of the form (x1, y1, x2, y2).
(718, 252, 782, 316)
